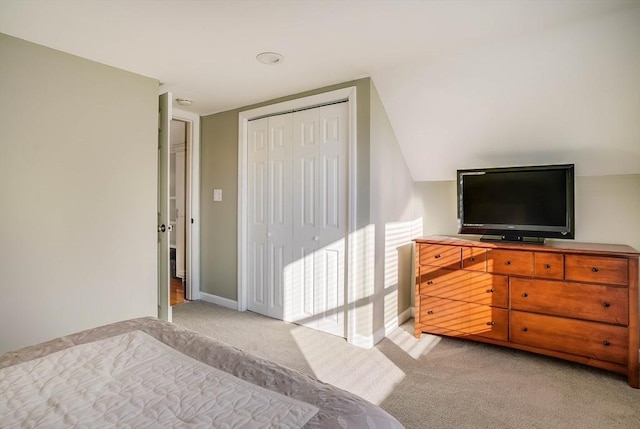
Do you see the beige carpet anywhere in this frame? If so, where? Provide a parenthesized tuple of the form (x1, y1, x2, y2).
(173, 300, 640, 429)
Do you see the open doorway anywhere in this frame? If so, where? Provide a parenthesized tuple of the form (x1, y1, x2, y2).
(170, 119, 187, 306)
(167, 108, 200, 308)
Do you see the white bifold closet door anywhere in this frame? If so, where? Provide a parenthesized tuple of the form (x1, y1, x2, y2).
(247, 114, 293, 320)
(247, 102, 348, 338)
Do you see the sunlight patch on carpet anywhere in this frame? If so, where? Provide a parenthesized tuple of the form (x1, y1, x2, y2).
(387, 328, 441, 360)
(290, 326, 405, 405)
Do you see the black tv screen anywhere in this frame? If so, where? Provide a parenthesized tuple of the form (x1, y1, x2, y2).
(457, 164, 575, 242)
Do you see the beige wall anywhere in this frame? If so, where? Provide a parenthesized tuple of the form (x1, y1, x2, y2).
(199, 78, 371, 301)
(414, 175, 640, 250)
(573, 175, 640, 251)
(0, 34, 159, 353)
(368, 81, 420, 338)
(200, 109, 239, 299)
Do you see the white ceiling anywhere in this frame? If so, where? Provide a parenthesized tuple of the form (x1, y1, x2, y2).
(1, 0, 638, 180)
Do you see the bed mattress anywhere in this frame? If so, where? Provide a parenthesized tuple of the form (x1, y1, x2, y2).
(0, 317, 404, 428)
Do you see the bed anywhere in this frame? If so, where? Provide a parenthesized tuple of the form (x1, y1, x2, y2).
(0, 317, 404, 428)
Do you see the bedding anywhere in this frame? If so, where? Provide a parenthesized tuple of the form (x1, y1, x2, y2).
(0, 317, 404, 428)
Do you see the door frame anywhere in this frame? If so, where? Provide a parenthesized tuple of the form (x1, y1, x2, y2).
(172, 108, 201, 301)
(237, 86, 357, 341)
(158, 92, 172, 321)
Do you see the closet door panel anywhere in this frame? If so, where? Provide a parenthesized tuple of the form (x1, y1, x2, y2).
(316, 245, 343, 333)
(247, 118, 269, 315)
(251, 241, 267, 307)
(291, 109, 321, 328)
(287, 244, 317, 326)
(267, 114, 292, 319)
(269, 242, 286, 318)
(316, 103, 348, 337)
(318, 103, 347, 242)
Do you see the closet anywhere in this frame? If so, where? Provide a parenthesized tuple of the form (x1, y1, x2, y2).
(247, 102, 348, 337)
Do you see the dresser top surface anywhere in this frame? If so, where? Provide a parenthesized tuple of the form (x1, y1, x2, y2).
(414, 235, 639, 257)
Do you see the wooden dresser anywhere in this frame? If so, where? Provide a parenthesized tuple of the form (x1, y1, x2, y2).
(414, 236, 639, 388)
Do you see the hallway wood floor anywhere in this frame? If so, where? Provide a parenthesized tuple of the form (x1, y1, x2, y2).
(170, 277, 185, 306)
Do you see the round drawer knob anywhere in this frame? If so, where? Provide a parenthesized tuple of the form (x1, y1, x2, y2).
(522, 292, 529, 298)
(434, 254, 441, 259)
(545, 264, 551, 269)
(603, 340, 610, 346)
(603, 302, 611, 308)
(522, 327, 528, 332)
(427, 280, 434, 285)
(470, 257, 475, 262)
(486, 289, 495, 293)
(592, 267, 599, 272)
(486, 321, 495, 326)
(427, 310, 434, 315)
(505, 260, 511, 265)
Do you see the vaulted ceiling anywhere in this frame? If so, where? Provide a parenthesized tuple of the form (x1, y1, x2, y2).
(1, 0, 638, 180)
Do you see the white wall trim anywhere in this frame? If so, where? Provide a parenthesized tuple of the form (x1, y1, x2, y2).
(352, 306, 414, 349)
(349, 333, 375, 349)
(345, 88, 358, 345)
(200, 292, 238, 310)
(173, 108, 201, 301)
(399, 307, 413, 326)
(381, 306, 412, 341)
(351, 325, 387, 349)
(237, 87, 357, 339)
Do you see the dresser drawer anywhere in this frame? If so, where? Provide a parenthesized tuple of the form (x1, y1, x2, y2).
(565, 255, 628, 286)
(510, 278, 628, 325)
(487, 250, 534, 276)
(510, 311, 628, 364)
(419, 296, 508, 341)
(418, 245, 461, 268)
(534, 252, 564, 280)
(418, 267, 508, 307)
(418, 267, 468, 300)
(467, 272, 508, 308)
(462, 247, 486, 271)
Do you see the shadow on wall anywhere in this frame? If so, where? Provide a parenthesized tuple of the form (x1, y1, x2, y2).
(380, 218, 423, 335)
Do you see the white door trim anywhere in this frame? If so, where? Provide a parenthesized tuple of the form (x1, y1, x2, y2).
(173, 108, 201, 301)
(237, 86, 357, 342)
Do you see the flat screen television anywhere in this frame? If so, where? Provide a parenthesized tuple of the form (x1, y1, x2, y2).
(457, 164, 575, 243)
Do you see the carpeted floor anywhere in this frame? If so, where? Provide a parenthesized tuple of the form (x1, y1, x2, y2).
(173, 300, 640, 429)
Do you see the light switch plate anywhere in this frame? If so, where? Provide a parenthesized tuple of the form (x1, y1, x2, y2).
(213, 189, 223, 202)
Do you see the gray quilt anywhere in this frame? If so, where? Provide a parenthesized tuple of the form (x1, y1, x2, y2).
(0, 317, 404, 428)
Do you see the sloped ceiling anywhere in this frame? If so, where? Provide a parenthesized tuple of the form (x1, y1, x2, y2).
(1, 0, 638, 180)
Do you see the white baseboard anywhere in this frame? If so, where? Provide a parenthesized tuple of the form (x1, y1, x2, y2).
(349, 332, 375, 349)
(373, 325, 386, 346)
(399, 307, 413, 325)
(355, 307, 416, 349)
(199, 292, 238, 310)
